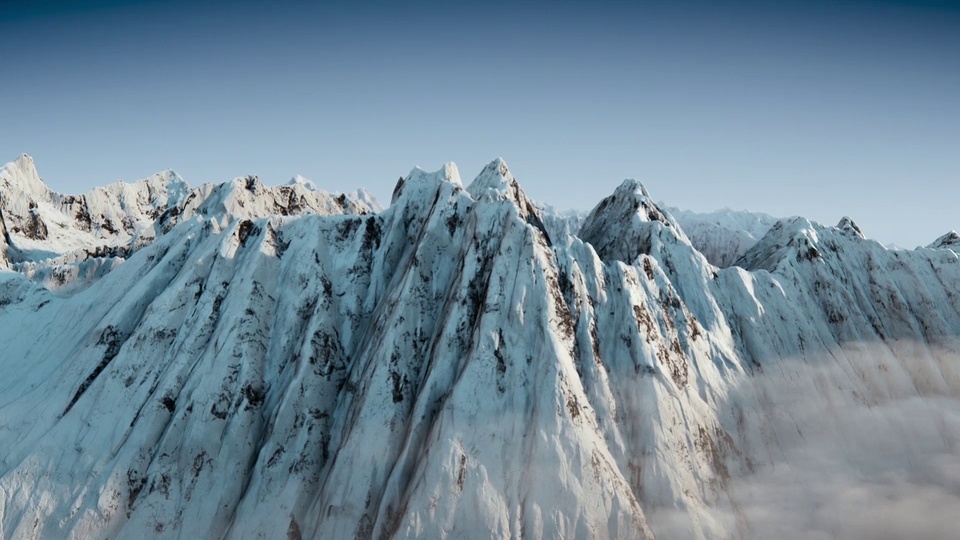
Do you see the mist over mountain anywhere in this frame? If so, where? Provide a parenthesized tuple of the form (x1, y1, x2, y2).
(1, 155, 958, 539)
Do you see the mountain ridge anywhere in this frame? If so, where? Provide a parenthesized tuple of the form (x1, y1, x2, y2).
(1, 155, 959, 539)
(0, 155, 380, 292)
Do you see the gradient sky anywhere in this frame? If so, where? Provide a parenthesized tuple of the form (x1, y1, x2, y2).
(1, 0, 957, 247)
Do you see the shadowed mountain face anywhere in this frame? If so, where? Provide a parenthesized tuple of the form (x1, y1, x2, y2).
(1, 156, 959, 539)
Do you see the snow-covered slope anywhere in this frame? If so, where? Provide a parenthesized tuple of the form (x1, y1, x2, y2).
(1, 157, 959, 539)
(664, 206, 780, 267)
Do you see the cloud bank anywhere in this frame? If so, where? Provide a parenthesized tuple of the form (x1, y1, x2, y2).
(652, 342, 960, 539)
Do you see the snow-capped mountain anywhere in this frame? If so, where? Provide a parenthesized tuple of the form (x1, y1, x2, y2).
(288, 174, 319, 191)
(929, 230, 960, 250)
(0, 155, 378, 292)
(662, 205, 780, 268)
(1, 155, 959, 539)
(0, 154, 189, 255)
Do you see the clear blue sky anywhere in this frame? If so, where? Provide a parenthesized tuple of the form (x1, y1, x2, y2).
(1, 0, 957, 247)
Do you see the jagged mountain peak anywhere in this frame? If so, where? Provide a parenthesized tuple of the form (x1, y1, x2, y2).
(578, 178, 687, 263)
(170, 173, 376, 231)
(232, 174, 264, 192)
(594, 178, 670, 224)
(836, 216, 865, 238)
(466, 157, 514, 195)
(13, 153, 36, 171)
(736, 216, 832, 271)
(390, 159, 549, 235)
(392, 162, 463, 204)
(92, 168, 190, 203)
(414, 161, 464, 187)
(1, 153, 48, 200)
(351, 188, 383, 212)
(288, 174, 318, 191)
(615, 177, 651, 198)
(929, 230, 960, 250)
(463, 158, 553, 248)
(154, 168, 187, 185)
(757, 215, 818, 239)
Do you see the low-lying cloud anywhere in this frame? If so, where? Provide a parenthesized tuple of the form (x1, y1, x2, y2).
(654, 342, 960, 539)
(734, 394, 960, 540)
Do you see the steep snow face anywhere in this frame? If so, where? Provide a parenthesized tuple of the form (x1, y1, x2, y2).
(1, 158, 959, 540)
(665, 206, 780, 268)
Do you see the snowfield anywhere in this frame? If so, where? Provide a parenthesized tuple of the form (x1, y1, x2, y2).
(1, 155, 959, 539)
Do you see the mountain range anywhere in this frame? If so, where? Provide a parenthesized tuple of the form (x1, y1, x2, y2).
(1, 154, 958, 539)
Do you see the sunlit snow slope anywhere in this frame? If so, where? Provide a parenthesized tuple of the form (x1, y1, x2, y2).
(1, 156, 959, 539)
